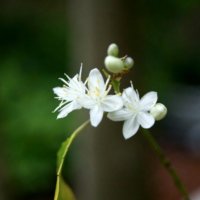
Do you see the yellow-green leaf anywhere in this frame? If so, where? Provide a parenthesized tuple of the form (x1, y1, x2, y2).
(54, 120, 90, 200)
(54, 176, 76, 200)
(56, 120, 89, 175)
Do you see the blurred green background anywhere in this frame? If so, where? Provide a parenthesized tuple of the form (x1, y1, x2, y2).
(0, 1, 74, 199)
(0, 0, 200, 200)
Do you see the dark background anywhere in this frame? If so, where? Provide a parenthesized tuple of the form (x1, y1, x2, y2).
(0, 0, 200, 199)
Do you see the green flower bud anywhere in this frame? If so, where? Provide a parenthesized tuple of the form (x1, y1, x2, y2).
(124, 57, 134, 69)
(104, 56, 124, 73)
(150, 103, 167, 121)
(107, 43, 119, 57)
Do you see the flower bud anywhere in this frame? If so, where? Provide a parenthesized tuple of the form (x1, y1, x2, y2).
(107, 43, 119, 57)
(104, 56, 124, 73)
(150, 103, 167, 121)
(124, 57, 134, 69)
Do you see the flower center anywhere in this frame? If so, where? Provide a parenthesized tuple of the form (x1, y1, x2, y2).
(94, 86, 101, 97)
(127, 102, 140, 114)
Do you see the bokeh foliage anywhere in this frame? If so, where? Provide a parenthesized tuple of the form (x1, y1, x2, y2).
(0, 1, 74, 199)
(0, 0, 200, 199)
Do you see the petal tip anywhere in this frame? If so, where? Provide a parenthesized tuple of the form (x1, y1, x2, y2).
(91, 122, 98, 127)
(123, 134, 131, 140)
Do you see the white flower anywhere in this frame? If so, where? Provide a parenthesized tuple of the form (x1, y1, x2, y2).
(53, 66, 86, 119)
(108, 86, 157, 139)
(82, 68, 123, 127)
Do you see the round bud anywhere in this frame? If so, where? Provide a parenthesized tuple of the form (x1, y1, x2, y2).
(124, 57, 134, 69)
(107, 43, 119, 57)
(150, 103, 167, 121)
(104, 56, 124, 73)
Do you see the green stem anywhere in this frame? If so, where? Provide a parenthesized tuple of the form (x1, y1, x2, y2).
(57, 119, 90, 176)
(54, 119, 90, 200)
(142, 129, 190, 200)
(112, 79, 121, 94)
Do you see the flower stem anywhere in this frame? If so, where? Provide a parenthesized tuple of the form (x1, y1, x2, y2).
(54, 119, 90, 200)
(112, 79, 121, 94)
(141, 129, 190, 200)
(56, 119, 90, 176)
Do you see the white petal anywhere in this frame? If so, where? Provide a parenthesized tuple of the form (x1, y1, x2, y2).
(140, 92, 157, 111)
(90, 105, 104, 127)
(137, 112, 155, 129)
(88, 68, 105, 92)
(70, 75, 83, 90)
(80, 95, 96, 109)
(107, 109, 133, 121)
(122, 87, 139, 103)
(53, 87, 68, 99)
(101, 95, 123, 112)
(57, 101, 81, 119)
(53, 101, 68, 112)
(122, 116, 140, 139)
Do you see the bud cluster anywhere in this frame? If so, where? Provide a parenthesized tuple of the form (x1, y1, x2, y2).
(104, 43, 134, 73)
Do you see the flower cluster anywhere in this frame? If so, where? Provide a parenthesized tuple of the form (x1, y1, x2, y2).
(53, 44, 167, 139)
(53, 66, 123, 127)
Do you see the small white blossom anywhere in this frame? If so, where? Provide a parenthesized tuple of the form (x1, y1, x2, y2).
(107, 43, 119, 57)
(82, 68, 123, 127)
(124, 57, 134, 69)
(150, 103, 167, 121)
(104, 56, 124, 73)
(108, 86, 157, 139)
(53, 66, 86, 119)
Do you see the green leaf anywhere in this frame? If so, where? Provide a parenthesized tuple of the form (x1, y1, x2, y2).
(56, 120, 90, 175)
(54, 176, 76, 200)
(54, 120, 90, 200)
